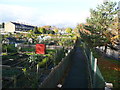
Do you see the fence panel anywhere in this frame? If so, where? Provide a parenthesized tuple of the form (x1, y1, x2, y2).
(82, 42, 105, 88)
(39, 48, 75, 88)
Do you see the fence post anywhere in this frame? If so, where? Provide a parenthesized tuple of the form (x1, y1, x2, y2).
(37, 64, 39, 73)
(90, 52, 92, 65)
(13, 75, 16, 88)
(37, 64, 39, 84)
(93, 58, 97, 87)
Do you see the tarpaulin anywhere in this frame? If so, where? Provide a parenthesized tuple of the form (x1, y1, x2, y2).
(36, 44, 46, 54)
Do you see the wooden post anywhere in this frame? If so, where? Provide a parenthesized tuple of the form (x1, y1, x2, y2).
(37, 64, 39, 74)
(93, 58, 97, 87)
(37, 64, 39, 83)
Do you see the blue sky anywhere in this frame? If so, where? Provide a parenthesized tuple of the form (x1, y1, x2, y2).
(0, 0, 119, 28)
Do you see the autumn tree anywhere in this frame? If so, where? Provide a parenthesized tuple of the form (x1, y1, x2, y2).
(53, 28, 58, 34)
(109, 16, 120, 47)
(65, 27, 72, 33)
(42, 25, 51, 30)
(80, 1, 119, 53)
(38, 27, 46, 34)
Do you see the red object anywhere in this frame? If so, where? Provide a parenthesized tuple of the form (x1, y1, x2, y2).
(36, 44, 46, 54)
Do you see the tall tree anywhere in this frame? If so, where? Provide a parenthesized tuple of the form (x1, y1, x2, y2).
(81, 1, 119, 53)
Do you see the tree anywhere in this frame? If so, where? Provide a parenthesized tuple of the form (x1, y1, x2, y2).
(38, 27, 46, 34)
(49, 30, 55, 34)
(46, 30, 54, 34)
(42, 25, 51, 30)
(73, 28, 78, 34)
(53, 28, 58, 34)
(33, 27, 39, 34)
(83, 1, 119, 53)
(77, 24, 105, 47)
(0, 22, 4, 28)
(2, 22, 4, 28)
(2, 44, 8, 54)
(65, 27, 72, 33)
(27, 30, 37, 43)
(109, 16, 120, 46)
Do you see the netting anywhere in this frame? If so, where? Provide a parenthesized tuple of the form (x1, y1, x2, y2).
(83, 42, 105, 88)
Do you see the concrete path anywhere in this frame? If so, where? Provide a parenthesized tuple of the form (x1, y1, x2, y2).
(62, 44, 89, 88)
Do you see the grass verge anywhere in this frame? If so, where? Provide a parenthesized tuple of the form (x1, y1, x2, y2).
(93, 50, 120, 88)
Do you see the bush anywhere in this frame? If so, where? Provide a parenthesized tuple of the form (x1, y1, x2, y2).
(54, 48, 65, 65)
(2, 44, 17, 53)
(28, 54, 43, 63)
(7, 44, 17, 53)
(37, 57, 49, 67)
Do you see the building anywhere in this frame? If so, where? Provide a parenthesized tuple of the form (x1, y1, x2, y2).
(58, 28, 66, 34)
(4, 22, 35, 32)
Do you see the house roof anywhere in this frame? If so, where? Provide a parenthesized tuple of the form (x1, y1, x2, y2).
(11, 22, 35, 28)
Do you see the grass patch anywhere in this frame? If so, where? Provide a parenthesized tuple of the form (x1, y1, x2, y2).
(94, 50, 120, 88)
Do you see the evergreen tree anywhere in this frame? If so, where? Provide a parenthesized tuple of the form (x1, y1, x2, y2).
(79, 1, 119, 53)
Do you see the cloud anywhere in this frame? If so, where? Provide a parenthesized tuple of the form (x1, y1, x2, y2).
(2, 0, 117, 3)
(0, 0, 99, 3)
(0, 3, 90, 27)
(39, 12, 90, 26)
(0, 4, 39, 24)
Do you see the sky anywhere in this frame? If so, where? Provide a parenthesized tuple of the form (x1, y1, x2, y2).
(0, 0, 119, 28)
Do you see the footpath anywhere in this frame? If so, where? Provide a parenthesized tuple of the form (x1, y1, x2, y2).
(62, 41, 89, 88)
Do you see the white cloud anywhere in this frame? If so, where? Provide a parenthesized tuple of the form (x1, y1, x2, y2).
(0, 3, 90, 27)
(3, 0, 118, 3)
(0, 0, 101, 3)
(0, 0, 119, 28)
(39, 12, 90, 26)
(0, 4, 39, 24)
